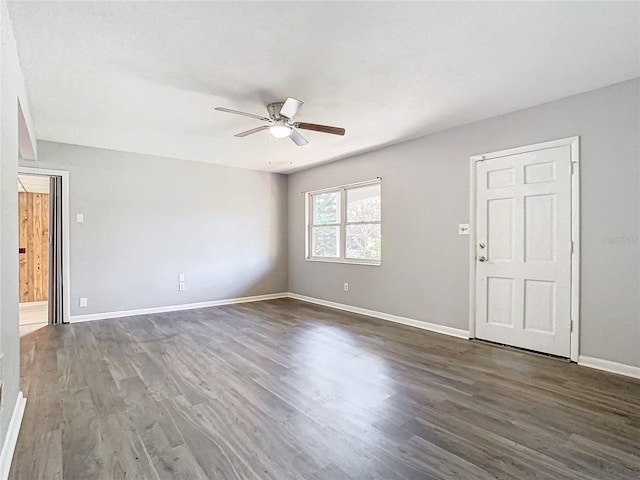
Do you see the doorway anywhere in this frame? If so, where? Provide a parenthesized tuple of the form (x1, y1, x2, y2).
(17, 167, 70, 327)
(18, 174, 50, 326)
(469, 137, 580, 360)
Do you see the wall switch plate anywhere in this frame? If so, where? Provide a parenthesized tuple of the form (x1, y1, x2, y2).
(179, 283, 185, 291)
(458, 224, 470, 235)
(79, 297, 88, 307)
(344, 283, 349, 292)
(76, 213, 84, 223)
(179, 274, 185, 282)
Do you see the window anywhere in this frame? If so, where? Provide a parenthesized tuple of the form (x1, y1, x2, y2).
(306, 179, 381, 265)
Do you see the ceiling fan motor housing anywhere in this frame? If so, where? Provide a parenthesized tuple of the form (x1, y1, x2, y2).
(267, 102, 285, 120)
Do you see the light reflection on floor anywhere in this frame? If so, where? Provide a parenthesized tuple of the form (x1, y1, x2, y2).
(287, 323, 395, 450)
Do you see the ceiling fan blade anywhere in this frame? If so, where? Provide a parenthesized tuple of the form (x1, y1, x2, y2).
(290, 128, 308, 146)
(215, 107, 269, 122)
(234, 126, 269, 137)
(295, 122, 345, 136)
(279, 97, 304, 119)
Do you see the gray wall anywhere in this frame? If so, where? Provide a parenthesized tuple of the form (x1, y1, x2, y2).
(27, 142, 288, 317)
(288, 79, 640, 368)
(0, 3, 26, 452)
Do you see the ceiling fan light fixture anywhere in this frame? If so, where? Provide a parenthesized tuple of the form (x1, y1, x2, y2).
(216, 98, 345, 146)
(269, 124, 292, 139)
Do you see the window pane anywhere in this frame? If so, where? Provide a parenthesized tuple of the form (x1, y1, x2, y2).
(346, 224, 381, 261)
(346, 184, 380, 223)
(312, 226, 339, 258)
(312, 192, 340, 225)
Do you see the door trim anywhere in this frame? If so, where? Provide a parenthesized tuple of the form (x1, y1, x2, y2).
(18, 166, 71, 324)
(468, 137, 580, 361)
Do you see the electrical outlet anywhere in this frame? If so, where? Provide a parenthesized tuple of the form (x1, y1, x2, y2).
(344, 283, 349, 292)
(79, 297, 88, 307)
(179, 283, 185, 291)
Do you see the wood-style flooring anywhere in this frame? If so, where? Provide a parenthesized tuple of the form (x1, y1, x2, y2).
(10, 299, 640, 479)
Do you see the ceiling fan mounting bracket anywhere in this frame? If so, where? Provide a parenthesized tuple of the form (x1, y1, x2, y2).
(267, 102, 285, 120)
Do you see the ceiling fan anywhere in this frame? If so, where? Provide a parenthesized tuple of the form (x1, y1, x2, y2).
(215, 97, 345, 146)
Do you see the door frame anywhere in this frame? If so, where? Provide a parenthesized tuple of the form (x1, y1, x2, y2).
(18, 166, 71, 324)
(468, 137, 580, 361)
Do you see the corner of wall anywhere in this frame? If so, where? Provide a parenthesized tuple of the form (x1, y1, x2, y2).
(0, 0, 31, 460)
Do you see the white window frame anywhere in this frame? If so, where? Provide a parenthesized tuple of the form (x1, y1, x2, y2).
(305, 178, 381, 266)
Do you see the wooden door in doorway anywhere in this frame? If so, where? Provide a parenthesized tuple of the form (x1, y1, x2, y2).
(19, 192, 49, 302)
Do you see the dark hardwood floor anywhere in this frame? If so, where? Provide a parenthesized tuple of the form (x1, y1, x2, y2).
(10, 298, 640, 479)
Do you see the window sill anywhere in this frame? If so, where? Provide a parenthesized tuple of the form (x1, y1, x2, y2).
(305, 258, 381, 266)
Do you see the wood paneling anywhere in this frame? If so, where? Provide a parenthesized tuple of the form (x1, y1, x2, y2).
(18, 193, 29, 301)
(18, 192, 49, 303)
(10, 299, 640, 480)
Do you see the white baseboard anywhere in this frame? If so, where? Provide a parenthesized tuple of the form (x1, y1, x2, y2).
(290, 294, 640, 380)
(287, 293, 470, 339)
(65, 292, 640, 380)
(0, 392, 26, 480)
(18, 301, 47, 308)
(578, 356, 640, 379)
(68, 291, 469, 339)
(69, 293, 288, 323)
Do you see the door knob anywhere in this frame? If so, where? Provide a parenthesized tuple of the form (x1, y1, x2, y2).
(478, 256, 486, 262)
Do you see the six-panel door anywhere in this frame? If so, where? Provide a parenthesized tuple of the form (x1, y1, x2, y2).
(475, 145, 572, 357)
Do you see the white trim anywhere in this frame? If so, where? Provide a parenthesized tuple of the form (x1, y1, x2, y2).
(64, 293, 640, 381)
(288, 293, 469, 339)
(569, 139, 580, 362)
(305, 258, 381, 266)
(468, 152, 478, 340)
(468, 137, 580, 361)
(70, 290, 467, 338)
(304, 191, 310, 259)
(306, 179, 382, 265)
(18, 301, 47, 308)
(0, 392, 26, 480)
(578, 356, 640, 380)
(304, 178, 381, 196)
(470, 136, 580, 162)
(69, 293, 288, 323)
(18, 166, 71, 325)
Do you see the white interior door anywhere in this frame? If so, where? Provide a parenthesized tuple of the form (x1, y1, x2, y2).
(474, 145, 573, 357)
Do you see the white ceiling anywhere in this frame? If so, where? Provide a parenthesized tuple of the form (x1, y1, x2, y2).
(7, 1, 639, 173)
